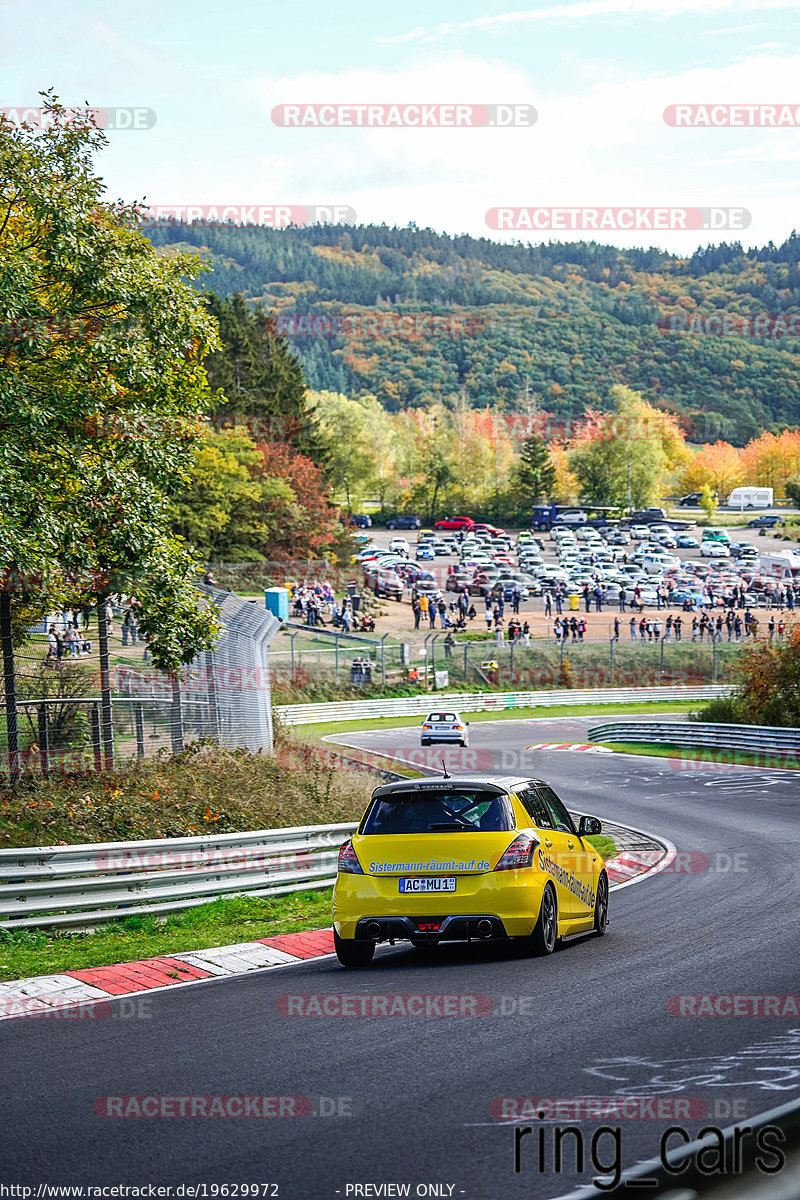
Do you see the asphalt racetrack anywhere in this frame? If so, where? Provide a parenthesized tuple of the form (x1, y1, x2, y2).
(2, 715, 800, 1199)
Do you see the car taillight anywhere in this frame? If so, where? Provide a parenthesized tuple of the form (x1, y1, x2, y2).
(422, 724, 431, 730)
(338, 839, 364, 874)
(493, 834, 537, 872)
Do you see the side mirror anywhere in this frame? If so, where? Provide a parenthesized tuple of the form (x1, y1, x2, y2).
(578, 815, 602, 836)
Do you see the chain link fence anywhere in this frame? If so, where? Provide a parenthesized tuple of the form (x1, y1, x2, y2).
(0, 586, 280, 782)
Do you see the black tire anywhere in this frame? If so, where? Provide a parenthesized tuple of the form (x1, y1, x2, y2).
(529, 884, 558, 956)
(334, 930, 375, 968)
(387, 522, 396, 530)
(421, 740, 429, 746)
(593, 873, 609, 937)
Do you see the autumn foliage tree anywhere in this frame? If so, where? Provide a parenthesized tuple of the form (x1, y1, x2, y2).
(700, 621, 800, 726)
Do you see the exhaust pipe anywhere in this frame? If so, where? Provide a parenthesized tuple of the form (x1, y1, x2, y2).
(364, 921, 382, 940)
(476, 919, 493, 939)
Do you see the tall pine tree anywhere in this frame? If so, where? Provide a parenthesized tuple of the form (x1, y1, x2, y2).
(202, 292, 324, 464)
(513, 433, 556, 505)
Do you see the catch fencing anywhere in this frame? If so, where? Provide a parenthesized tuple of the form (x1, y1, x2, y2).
(0, 586, 280, 780)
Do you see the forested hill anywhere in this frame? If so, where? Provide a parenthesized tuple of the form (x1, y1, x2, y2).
(145, 222, 800, 444)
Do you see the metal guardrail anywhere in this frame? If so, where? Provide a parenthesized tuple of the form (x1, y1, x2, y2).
(588, 720, 800, 754)
(560, 1094, 800, 1197)
(275, 685, 730, 726)
(0, 822, 362, 931)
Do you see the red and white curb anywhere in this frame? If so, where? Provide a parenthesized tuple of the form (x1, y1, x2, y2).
(525, 742, 614, 753)
(0, 929, 336, 1020)
(604, 849, 664, 885)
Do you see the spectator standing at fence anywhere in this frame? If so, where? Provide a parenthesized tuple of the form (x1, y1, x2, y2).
(629, 617, 637, 642)
(555, 585, 564, 615)
(674, 614, 683, 642)
(412, 597, 421, 630)
(543, 588, 552, 617)
(47, 626, 59, 662)
(594, 584, 603, 612)
(613, 616, 620, 640)
(523, 620, 530, 647)
(444, 632, 454, 658)
(64, 625, 78, 658)
(618, 587, 626, 613)
(104, 600, 115, 637)
(664, 614, 673, 642)
(583, 584, 591, 613)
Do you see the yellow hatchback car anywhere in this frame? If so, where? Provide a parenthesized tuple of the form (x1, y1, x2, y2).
(332, 775, 608, 967)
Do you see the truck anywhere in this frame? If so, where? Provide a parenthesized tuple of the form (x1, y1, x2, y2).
(726, 486, 773, 509)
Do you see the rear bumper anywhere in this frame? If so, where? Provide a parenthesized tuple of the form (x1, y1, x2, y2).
(354, 913, 508, 943)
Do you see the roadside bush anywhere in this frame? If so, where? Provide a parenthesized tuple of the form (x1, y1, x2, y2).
(695, 621, 800, 727)
(0, 728, 374, 847)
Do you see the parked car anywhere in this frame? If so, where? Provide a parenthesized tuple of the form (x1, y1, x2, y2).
(434, 517, 475, 531)
(700, 542, 730, 559)
(364, 566, 404, 600)
(416, 544, 435, 561)
(389, 536, 410, 557)
(386, 515, 421, 530)
(349, 513, 372, 528)
(748, 515, 783, 529)
(676, 534, 699, 549)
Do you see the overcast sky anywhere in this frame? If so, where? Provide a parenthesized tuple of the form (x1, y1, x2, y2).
(3, 0, 799, 252)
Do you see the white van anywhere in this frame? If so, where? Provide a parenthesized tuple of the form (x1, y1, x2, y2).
(759, 551, 800, 576)
(727, 486, 773, 509)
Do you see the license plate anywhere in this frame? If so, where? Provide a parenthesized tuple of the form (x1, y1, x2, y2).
(399, 877, 456, 893)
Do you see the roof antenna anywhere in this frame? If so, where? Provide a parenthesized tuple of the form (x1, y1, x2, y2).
(441, 758, 450, 778)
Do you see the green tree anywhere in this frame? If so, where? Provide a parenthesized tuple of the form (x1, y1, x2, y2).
(203, 293, 323, 463)
(311, 391, 375, 509)
(785, 474, 800, 506)
(567, 386, 687, 509)
(512, 434, 557, 506)
(0, 96, 220, 670)
(699, 483, 719, 524)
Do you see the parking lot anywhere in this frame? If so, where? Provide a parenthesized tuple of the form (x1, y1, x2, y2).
(353, 516, 799, 643)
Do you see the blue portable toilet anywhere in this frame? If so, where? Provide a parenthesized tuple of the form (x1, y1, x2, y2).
(264, 587, 289, 622)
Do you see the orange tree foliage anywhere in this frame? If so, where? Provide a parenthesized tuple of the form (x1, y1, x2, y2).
(724, 621, 800, 726)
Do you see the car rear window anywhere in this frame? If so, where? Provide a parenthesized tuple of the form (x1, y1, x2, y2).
(428, 713, 457, 722)
(361, 790, 514, 835)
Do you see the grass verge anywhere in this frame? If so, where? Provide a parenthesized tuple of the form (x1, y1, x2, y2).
(0, 889, 335, 982)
